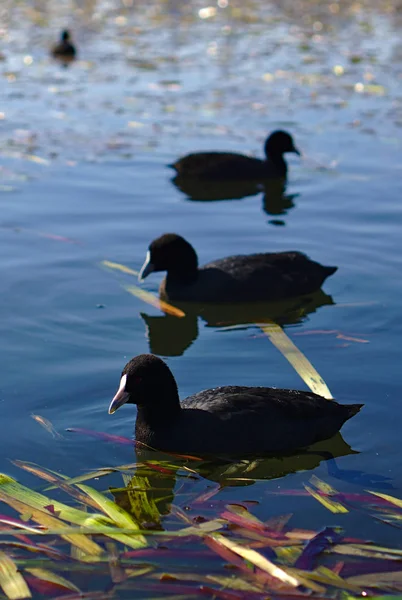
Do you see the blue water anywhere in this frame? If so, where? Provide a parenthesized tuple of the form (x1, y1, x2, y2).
(1, 0, 402, 551)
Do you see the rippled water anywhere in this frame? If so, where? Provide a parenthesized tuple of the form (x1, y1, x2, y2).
(1, 0, 402, 556)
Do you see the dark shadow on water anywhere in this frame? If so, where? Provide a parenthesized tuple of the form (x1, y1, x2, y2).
(112, 433, 357, 522)
(172, 175, 299, 220)
(141, 289, 334, 357)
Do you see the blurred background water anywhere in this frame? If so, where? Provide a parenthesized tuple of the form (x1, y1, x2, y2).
(1, 0, 402, 545)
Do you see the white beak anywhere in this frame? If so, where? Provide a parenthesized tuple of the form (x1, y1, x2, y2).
(108, 374, 129, 414)
(138, 251, 155, 282)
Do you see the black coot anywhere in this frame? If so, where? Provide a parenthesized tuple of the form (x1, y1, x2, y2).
(51, 30, 76, 61)
(170, 130, 300, 180)
(138, 233, 337, 303)
(108, 354, 362, 456)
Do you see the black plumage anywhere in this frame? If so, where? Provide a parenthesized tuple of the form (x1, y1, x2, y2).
(138, 233, 337, 303)
(51, 30, 76, 61)
(170, 130, 300, 181)
(108, 354, 363, 456)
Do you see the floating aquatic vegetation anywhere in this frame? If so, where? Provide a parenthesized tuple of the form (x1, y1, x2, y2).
(0, 460, 401, 599)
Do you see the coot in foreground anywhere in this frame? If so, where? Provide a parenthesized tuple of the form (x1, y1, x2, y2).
(108, 354, 362, 456)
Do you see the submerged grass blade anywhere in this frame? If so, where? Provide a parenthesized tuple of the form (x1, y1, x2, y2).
(207, 534, 300, 588)
(100, 259, 185, 317)
(13, 461, 103, 513)
(0, 551, 31, 599)
(0, 474, 103, 526)
(304, 485, 348, 513)
(259, 321, 333, 398)
(368, 490, 402, 509)
(25, 568, 80, 593)
(101, 261, 139, 277)
(31, 415, 62, 439)
(75, 483, 148, 548)
(124, 284, 185, 318)
(118, 475, 161, 526)
(66, 427, 132, 445)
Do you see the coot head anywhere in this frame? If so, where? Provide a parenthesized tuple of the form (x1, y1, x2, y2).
(139, 233, 198, 282)
(108, 354, 179, 414)
(264, 131, 300, 160)
(61, 30, 71, 42)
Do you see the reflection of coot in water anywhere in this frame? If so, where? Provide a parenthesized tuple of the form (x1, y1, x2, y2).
(111, 434, 358, 520)
(172, 174, 263, 201)
(141, 289, 335, 357)
(141, 311, 198, 356)
(172, 174, 299, 222)
(261, 178, 299, 221)
(108, 354, 362, 456)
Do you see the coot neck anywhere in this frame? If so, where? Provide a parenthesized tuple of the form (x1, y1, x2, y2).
(136, 398, 182, 429)
(265, 153, 287, 176)
(166, 266, 199, 285)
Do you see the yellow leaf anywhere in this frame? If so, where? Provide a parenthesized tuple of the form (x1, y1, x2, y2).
(347, 570, 402, 589)
(0, 551, 31, 599)
(260, 321, 333, 398)
(208, 534, 300, 587)
(310, 475, 338, 495)
(304, 485, 348, 513)
(101, 260, 139, 277)
(100, 259, 185, 317)
(368, 490, 402, 509)
(124, 284, 185, 318)
(293, 566, 361, 592)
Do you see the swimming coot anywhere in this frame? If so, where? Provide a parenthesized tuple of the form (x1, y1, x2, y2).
(138, 233, 337, 303)
(51, 30, 76, 61)
(170, 130, 300, 180)
(108, 354, 362, 456)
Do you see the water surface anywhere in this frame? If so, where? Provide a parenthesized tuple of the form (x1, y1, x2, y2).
(1, 0, 402, 566)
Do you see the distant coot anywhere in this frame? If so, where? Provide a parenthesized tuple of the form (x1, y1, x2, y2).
(51, 30, 76, 61)
(170, 130, 300, 180)
(108, 354, 362, 456)
(138, 233, 337, 303)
